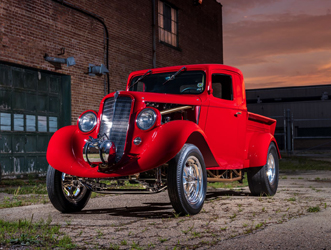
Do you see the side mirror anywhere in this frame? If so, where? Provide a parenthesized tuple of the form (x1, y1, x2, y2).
(208, 88, 213, 95)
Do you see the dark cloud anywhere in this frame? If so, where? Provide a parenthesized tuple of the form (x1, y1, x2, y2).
(218, 0, 281, 12)
(224, 13, 331, 66)
(246, 81, 286, 89)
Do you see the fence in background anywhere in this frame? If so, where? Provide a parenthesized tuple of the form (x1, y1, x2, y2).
(273, 109, 331, 153)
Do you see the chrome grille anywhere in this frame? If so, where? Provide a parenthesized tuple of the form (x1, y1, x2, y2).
(99, 96, 132, 162)
(99, 97, 115, 137)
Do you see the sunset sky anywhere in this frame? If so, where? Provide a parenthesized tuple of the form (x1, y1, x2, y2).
(219, 0, 331, 89)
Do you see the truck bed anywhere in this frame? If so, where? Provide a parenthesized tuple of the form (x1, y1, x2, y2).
(247, 112, 276, 135)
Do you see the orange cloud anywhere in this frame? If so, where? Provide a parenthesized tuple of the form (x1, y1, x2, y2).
(319, 62, 331, 71)
(224, 14, 331, 66)
(239, 50, 331, 88)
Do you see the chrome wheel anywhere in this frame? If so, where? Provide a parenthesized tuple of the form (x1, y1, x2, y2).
(61, 173, 87, 203)
(182, 156, 204, 205)
(168, 144, 207, 215)
(266, 153, 276, 185)
(47, 166, 91, 213)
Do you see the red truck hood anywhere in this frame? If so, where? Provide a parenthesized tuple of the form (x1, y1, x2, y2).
(106, 91, 206, 106)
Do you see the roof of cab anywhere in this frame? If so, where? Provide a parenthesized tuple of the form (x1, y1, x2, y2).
(128, 64, 243, 77)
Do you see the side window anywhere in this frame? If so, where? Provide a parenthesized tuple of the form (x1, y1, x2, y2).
(212, 74, 233, 101)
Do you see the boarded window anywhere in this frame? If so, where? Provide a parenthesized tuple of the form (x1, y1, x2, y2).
(158, 1, 178, 47)
(38, 116, 47, 132)
(26, 115, 36, 132)
(0, 113, 11, 131)
(13, 114, 24, 131)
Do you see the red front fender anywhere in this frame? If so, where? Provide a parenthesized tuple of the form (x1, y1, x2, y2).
(47, 121, 213, 178)
(46, 126, 94, 176)
(133, 120, 212, 174)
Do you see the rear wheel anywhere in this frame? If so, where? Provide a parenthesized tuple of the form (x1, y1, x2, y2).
(167, 144, 207, 215)
(46, 166, 91, 213)
(247, 143, 279, 196)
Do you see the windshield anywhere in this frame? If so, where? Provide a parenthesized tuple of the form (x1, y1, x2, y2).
(129, 71, 206, 94)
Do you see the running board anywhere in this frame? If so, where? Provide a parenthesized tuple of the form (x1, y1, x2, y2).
(84, 182, 168, 194)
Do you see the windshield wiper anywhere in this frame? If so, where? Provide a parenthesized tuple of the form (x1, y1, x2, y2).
(129, 69, 152, 89)
(162, 66, 186, 85)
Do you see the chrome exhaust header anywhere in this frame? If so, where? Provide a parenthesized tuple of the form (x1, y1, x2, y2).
(83, 136, 116, 167)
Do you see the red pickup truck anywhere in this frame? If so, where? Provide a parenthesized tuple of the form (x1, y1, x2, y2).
(47, 64, 280, 215)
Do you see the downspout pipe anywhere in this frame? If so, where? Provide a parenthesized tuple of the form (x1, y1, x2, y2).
(152, 0, 156, 68)
(50, 0, 110, 94)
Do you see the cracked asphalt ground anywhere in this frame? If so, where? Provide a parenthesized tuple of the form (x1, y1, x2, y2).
(1, 170, 331, 249)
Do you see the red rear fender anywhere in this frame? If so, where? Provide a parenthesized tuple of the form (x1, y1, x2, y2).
(247, 132, 281, 167)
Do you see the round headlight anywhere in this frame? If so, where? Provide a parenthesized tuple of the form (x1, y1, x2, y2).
(78, 112, 97, 132)
(136, 108, 157, 130)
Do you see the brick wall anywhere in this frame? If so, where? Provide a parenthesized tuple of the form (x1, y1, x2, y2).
(0, 0, 223, 123)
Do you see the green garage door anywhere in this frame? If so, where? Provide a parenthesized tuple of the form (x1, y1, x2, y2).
(0, 63, 70, 176)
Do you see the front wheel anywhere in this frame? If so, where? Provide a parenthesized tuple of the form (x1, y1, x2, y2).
(46, 166, 91, 213)
(167, 144, 207, 215)
(247, 143, 279, 196)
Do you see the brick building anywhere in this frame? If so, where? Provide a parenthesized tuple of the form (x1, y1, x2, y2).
(0, 0, 223, 175)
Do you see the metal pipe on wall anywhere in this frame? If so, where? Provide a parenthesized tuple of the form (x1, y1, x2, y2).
(50, 0, 110, 94)
(152, 0, 156, 68)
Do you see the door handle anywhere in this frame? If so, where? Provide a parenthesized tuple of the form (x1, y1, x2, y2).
(234, 111, 242, 117)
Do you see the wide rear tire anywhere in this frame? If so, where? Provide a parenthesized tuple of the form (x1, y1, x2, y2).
(247, 143, 279, 196)
(46, 166, 91, 213)
(167, 144, 207, 215)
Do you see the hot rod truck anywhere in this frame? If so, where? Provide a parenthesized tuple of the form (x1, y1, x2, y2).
(46, 64, 280, 215)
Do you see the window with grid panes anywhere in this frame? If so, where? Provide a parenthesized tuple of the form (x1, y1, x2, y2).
(158, 1, 178, 47)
